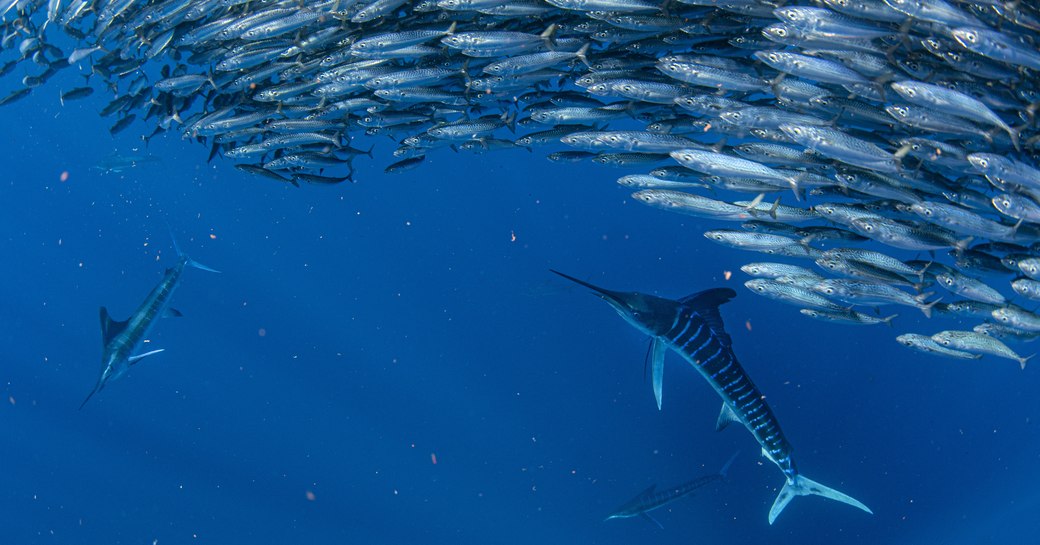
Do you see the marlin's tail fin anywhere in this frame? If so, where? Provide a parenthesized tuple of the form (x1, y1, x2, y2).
(169, 227, 221, 273)
(768, 474, 872, 525)
(187, 258, 221, 273)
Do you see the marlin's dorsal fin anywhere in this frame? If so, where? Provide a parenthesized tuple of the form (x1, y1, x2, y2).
(678, 287, 736, 309)
(639, 484, 657, 498)
(99, 306, 129, 345)
(716, 403, 741, 432)
(679, 288, 737, 348)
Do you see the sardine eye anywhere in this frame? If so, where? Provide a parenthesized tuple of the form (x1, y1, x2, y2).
(904, 88, 915, 97)
(1001, 199, 1011, 207)
(824, 288, 834, 294)
(775, 28, 787, 37)
(964, 32, 977, 43)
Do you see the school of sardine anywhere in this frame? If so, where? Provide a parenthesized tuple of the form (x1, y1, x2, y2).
(1, 0, 1039, 366)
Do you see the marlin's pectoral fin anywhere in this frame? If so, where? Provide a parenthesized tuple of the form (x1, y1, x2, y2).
(639, 511, 663, 529)
(164, 308, 183, 318)
(650, 337, 666, 411)
(129, 348, 165, 365)
(716, 403, 741, 432)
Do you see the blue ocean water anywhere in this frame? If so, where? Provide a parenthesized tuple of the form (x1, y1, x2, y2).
(2, 68, 1038, 545)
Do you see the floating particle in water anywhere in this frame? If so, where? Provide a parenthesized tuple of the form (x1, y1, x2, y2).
(430, 453, 437, 465)
(59, 171, 68, 182)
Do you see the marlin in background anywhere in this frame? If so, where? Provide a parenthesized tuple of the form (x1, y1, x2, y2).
(606, 453, 738, 528)
(551, 270, 872, 524)
(80, 242, 219, 409)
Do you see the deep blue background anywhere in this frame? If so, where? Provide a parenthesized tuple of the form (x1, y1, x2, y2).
(1, 66, 1038, 545)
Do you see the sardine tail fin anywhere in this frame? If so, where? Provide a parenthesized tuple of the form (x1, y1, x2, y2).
(768, 474, 872, 525)
(919, 297, 940, 319)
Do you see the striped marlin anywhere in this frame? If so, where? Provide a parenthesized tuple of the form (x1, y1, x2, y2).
(80, 250, 219, 409)
(551, 271, 871, 524)
(605, 452, 737, 528)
